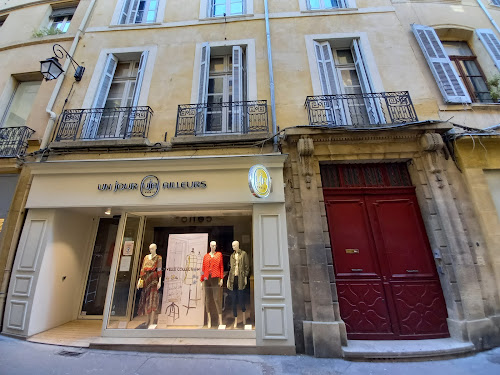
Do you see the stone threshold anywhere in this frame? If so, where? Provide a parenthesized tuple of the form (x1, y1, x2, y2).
(342, 338, 475, 360)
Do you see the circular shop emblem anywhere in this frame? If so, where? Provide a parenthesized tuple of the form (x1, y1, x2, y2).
(249, 164, 271, 198)
(140, 175, 160, 198)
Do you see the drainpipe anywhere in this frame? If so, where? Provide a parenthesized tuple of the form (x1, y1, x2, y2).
(264, 0, 278, 152)
(476, 0, 500, 34)
(40, 0, 97, 150)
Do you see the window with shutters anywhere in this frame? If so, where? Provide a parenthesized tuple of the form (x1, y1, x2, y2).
(200, 0, 252, 18)
(492, 0, 500, 7)
(1, 79, 42, 128)
(48, 6, 76, 33)
(311, 38, 383, 126)
(82, 50, 151, 139)
(116, 0, 163, 24)
(300, 0, 355, 11)
(196, 45, 247, 134)
(412, 24, 500, 104)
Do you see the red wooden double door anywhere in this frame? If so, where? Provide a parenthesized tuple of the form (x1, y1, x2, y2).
(325, 186, 449, 339)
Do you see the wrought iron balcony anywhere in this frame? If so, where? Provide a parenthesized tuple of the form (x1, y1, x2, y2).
(53, 106, 153, 141)
(0, 126, 35, 158)
(176, 100, 269, 136)
(305, 91, 418, 127)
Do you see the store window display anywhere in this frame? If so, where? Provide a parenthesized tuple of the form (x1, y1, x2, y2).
(201, 241, 224, 328)
(227, 240, 250, 328)
(136, 243, 162, 328)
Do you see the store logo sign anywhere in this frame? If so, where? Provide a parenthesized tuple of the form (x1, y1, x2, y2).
(249, 164, 271, 198)
(140, 175, 160, 198)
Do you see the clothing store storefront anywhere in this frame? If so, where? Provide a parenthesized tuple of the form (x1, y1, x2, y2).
(2, 154, 295, 354)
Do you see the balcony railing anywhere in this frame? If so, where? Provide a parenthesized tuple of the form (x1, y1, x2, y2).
(53, 106, 153, 142)
(305, 91, 418, 127)
(176, 100, 269, 136)
(0, 126, 35, 158)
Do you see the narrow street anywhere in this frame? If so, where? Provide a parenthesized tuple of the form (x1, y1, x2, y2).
(1, 335, 499, 375)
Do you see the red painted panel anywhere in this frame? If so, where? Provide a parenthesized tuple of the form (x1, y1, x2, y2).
(337, 281, 393, 335)
(325, 197, 380, 277)
(390, 281, 449, 337)
(366, 195, 436, 279)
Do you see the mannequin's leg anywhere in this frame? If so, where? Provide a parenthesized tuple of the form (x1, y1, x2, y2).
(233, 315, 238, 328)
(242, 311, 246, 326)
(207, 312, 212, 328)
(218, 313, 223, 326)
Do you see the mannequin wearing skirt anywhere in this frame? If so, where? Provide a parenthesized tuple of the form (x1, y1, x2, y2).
(137, 243, 162, 328)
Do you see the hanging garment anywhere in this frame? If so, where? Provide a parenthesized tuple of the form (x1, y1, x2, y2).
(200, 252, 224, 281)
(137, 254, 162, 316)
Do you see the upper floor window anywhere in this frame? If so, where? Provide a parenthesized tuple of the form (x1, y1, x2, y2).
(308, 0, 344, 9)
(0, 14, 7, 27)
(412, 24, 500, 104)
(120, 0, 158, 24)
(0, 80, 41, 128)
(48, 7, 76, 33)
(211, 0, 245, 17)
(492, 0, 500, 6)
(443, 42, 493, 103)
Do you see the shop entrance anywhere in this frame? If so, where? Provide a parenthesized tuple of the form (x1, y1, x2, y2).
(321, 163, 449, 340)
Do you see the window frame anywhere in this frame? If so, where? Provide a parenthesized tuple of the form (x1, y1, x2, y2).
(0, 79, 42, 129)
(111, 0, 166, 25)
(491, 0, 500, 7)
(0, 14, 7, 28)
(299, 0, 356, 12)
(200, 0, 253, 19)
(448, 53, 493, 103)
(47, 6, 77, 34)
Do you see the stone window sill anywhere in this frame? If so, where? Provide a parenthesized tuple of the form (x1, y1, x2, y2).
(439, 103, 500, 111)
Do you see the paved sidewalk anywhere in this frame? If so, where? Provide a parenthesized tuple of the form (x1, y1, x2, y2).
(1, 334, 500, 375)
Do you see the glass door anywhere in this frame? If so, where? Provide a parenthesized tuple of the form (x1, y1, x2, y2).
(81, 217, 120, 317)
(106, 213, 145, 329)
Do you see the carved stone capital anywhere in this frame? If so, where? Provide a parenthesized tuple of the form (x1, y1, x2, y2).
(297, 137, 314, 189)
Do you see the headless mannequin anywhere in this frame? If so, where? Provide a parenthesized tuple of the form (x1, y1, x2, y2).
(137, 244, 162, 327)
(202, 241, 223, 328)
(229, 240, 247, 328)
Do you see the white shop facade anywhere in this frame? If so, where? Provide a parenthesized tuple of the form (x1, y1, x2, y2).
(2, 154, 295, 354)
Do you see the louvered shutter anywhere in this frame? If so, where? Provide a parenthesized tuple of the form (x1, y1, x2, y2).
(412, 24, 471, 104)
(476, 29, 500, 71)
(197, 42, 210, 134)
(84, 54, 118, 139)
(127, 51, 149, 135)
(351, 39, 384, 124)
(232, 46, 243, 133)
(314, 40, 346, 125)
(120, 0, 136, 24)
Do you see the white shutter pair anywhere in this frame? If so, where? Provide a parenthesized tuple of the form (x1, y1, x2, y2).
(84, 52, 149, 139)
(314, 39, 383, 126)
(120, 0, 158, 24)
(197, 43, 244, 134)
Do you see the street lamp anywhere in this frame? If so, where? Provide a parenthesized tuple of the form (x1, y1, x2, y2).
(40, 44, 85, 82)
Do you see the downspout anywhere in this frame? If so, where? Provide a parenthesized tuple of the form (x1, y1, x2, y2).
(40, 0, 97, 150)
(476, 0, 500, 34)
(264, 0, 278, 152)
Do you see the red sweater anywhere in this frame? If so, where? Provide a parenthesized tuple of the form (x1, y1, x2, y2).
(201, 252, 224, 281)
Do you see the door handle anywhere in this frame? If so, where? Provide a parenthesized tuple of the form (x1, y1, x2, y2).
(351, 268, 363, 272)
(406, 269, 419, 273)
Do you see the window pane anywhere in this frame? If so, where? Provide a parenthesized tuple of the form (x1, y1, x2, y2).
(336, 49, 354, 64)
(309, 0, 320, 9)
(442, 41, 473, 57)
(341, 70, 360, 87)
(210, 58, 224, 73)
(325, 0, 340, 8)
(2, 81, 41, 127)
(208, 77, 224, 94)
(230, 1, 243, 15)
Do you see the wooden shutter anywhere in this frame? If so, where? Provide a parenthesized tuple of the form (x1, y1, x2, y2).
(128, 51, 149, 134)
(84, 54, 118, 139)
(314, 40, 346, 125)
(476, 29, 500, 71)
(131, 51, 149, 107)
(351, 39, 384, 124)
(197, 42, 210, 134)
(120, 0, 139, 24)
(411, 24, 471, 104)
(232, 46, 243, 132)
